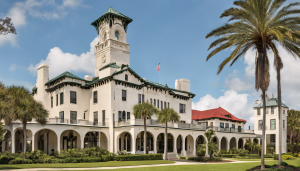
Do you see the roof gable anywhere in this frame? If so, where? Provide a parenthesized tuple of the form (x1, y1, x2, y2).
(45, 71, 87, 86)
(254, 97, 288, 108)
(192, 107, 246, 122)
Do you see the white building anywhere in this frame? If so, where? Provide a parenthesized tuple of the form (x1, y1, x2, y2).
(1, 8, 286, 157)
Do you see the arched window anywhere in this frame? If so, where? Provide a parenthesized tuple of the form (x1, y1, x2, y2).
(125, 74, 128, 81)
(103, 32, 107, 41)
(115, 31, 119, 40)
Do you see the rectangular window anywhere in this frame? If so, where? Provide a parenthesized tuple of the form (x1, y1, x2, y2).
(127, 112, 130, 120)
(283, 120, 285, 129)
(94, 112, 98, 125)
(93, 91, 97, 103)
(238, 126, 242, 132)
(179, 104, 186, 113)
(232, 124, 235, 129)
(283, 110, 285, 114)
(122, 90, 126, 101)
(259, 120, 263, 130)
(161, 101, 163, 110)
(118, 111, 122, 121)
(257, 108, 261, 115)
(70, 91, 76, 104)
(122, 111, 126, 120)
(56, 94, 58, 106)
(164, 102, 166, 109)
(60, 92, 64, 104)
(270, 134, 276, 143)
(142, 94, 144, 102)
(59, 111, 64, 123)
(168, 102, 170, 108)
(225, 123, 229, 128)
(138, 94, 141, 103)
(150, 98, 152, 104)
(154, 99, 156, 106)
(271, 107, 274, 114)
(220, 122, 224, 128)
(158, 100, 159, 108)
(70, 111, 77, 124)
(270, 119, 276, 130)
(102, 110, 105, 126)
(51, 96, 53, 108)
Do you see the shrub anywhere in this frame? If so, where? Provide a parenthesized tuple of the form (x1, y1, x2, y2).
(114, 154, 163, 161)
(293, 153, 298, 157)
(282, 155, 296, 160)
(221, 154, 237, 158)
(264, 154, 273, 158)
(220, 150, 228, 154)
(187, 157, 197, 160)
(274, 154, 279, 160)
(178, 156, 186, 159)
(236, 154, 260, 159)
(9, 157, 33, 164)
(0, 155, 15, 164)
(187, 157, 222, 162)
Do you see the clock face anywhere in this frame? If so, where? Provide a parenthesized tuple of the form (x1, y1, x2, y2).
(102, 55, 106, 63)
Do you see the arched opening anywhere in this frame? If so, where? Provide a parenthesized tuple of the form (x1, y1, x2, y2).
(211, 136, 219, 150)
(2, 130, 12, 153)
(34, 129, 57, 155)
(156, 133, 174, 153)
(238, 138, 243, 149)
(136, 131, 154, 153)
(176, 135, 183, 154)
(60, 130, 81, 150)
(253, 138, 259, 154)
(84, 132, 108, 149)
(196, 135, 206, 150)
(185, 135, 194, 155)
(118, 132, 132, 152)
(229, 137, 237, 150)
(14, 128, 33, 153)
(221, 137, 228, 151)
(115, 31, 119, 40)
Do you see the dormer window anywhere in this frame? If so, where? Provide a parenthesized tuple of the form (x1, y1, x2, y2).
(115, 31, 119, 40)
(125, 74, 128, 81)
(225, 115, 231, 118)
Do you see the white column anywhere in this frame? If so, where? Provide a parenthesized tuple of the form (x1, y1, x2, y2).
(132, 136, 136, 154)
(182, 136, 186, 157)
(236, 139, 238, 150)
(57, 135, 60, 153)
(154, 136, 157, 154)
(32, 134, 35, 152)
(205, 142, 209, 157)
(227, 140, 230, 151)
(11, 131, 15, 153)
(218, 139, 221, 151)
(193, 139, 196, 156)
(173, 137, 177, 154)
(80, 134, 85, 149)
(2, 140, 5, 152)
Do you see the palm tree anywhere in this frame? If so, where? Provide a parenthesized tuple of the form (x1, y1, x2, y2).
(133, 102, 159, 154)
(3, 86, 48, 158)
(287, 110, 300, 144)
(204, 129, 217, 159)
(205, 0, 300, 168)
(157, 108, 180, 160)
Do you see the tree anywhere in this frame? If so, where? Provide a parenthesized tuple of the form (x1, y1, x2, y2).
(156, 108, 180, 160)
(133, 102, 159, 154)
(205, 0, 300, 168)
(0, 17, 17, 35)
(204, 129, 218, 159)
(1, 86, 48, 158)
(287, 110, 300, 144)
(196, 144, 206, 158)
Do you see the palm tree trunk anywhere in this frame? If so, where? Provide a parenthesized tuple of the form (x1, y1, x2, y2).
(164, 122, 168, 160)
(261, 90, 266, 169)
(144, 117, 147, 154)
(277, 66, 282, 166)
(23, 122, 27, 158)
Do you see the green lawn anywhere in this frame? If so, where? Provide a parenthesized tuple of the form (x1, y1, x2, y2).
(223, 158, 275, 161)
(81, 158, 300, 171)
(0, 160, 174, 170)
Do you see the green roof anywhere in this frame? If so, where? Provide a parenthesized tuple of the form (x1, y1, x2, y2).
(91, 7, 133, 32)
(99, 62, 120, 71)
(254, 97, 288, 108)
(45, 71, 87, 86)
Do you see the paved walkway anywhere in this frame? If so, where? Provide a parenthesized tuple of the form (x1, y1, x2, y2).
(3, 160, 261, 171)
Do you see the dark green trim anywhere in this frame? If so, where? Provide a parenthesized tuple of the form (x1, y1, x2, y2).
(45, 81, 84, 93)
(99, 62, 120, 71)
(113, 79, 144, 90)
(32, 87, 37, 95)
(45, 71, 87, 86)
(86, 76, 112, 87)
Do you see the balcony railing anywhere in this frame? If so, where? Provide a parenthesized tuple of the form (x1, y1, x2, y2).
(114, 119, 253, 134)
(47, 118, 108, 127)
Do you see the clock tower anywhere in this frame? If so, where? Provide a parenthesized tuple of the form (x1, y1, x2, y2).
(91, 7, 133, 77)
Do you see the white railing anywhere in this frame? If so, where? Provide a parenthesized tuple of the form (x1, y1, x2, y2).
(47, 118, 109, 127)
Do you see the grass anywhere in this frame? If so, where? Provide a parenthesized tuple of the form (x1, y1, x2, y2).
(223, 158, 275, 161)
(78, 158, 300, 171)
(0, 160, 174, 170)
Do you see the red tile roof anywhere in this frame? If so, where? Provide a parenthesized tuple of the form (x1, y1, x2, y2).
(192, 107, 246, 122)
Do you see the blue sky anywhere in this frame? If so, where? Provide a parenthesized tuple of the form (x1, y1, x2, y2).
(1, 0, 299, 128)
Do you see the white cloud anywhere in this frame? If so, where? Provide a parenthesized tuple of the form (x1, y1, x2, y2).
(28, 37, 98, 79)
(9, 64, 16, 71)
(0, 0, 83, 46)
(192, 90, 255, 129)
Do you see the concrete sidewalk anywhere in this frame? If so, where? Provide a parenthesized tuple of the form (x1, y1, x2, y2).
(3, 160, 261, 171)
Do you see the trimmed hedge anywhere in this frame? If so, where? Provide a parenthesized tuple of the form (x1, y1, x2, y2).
(188, 157, 222, 162)
(179, 156, 186, 160)
(264, 154, 273, 158)
(114, 154, 163, 161)
(221, 154, 237, 158)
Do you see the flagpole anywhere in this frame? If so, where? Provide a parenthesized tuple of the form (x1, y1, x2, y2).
(159, 57, 160, 84)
